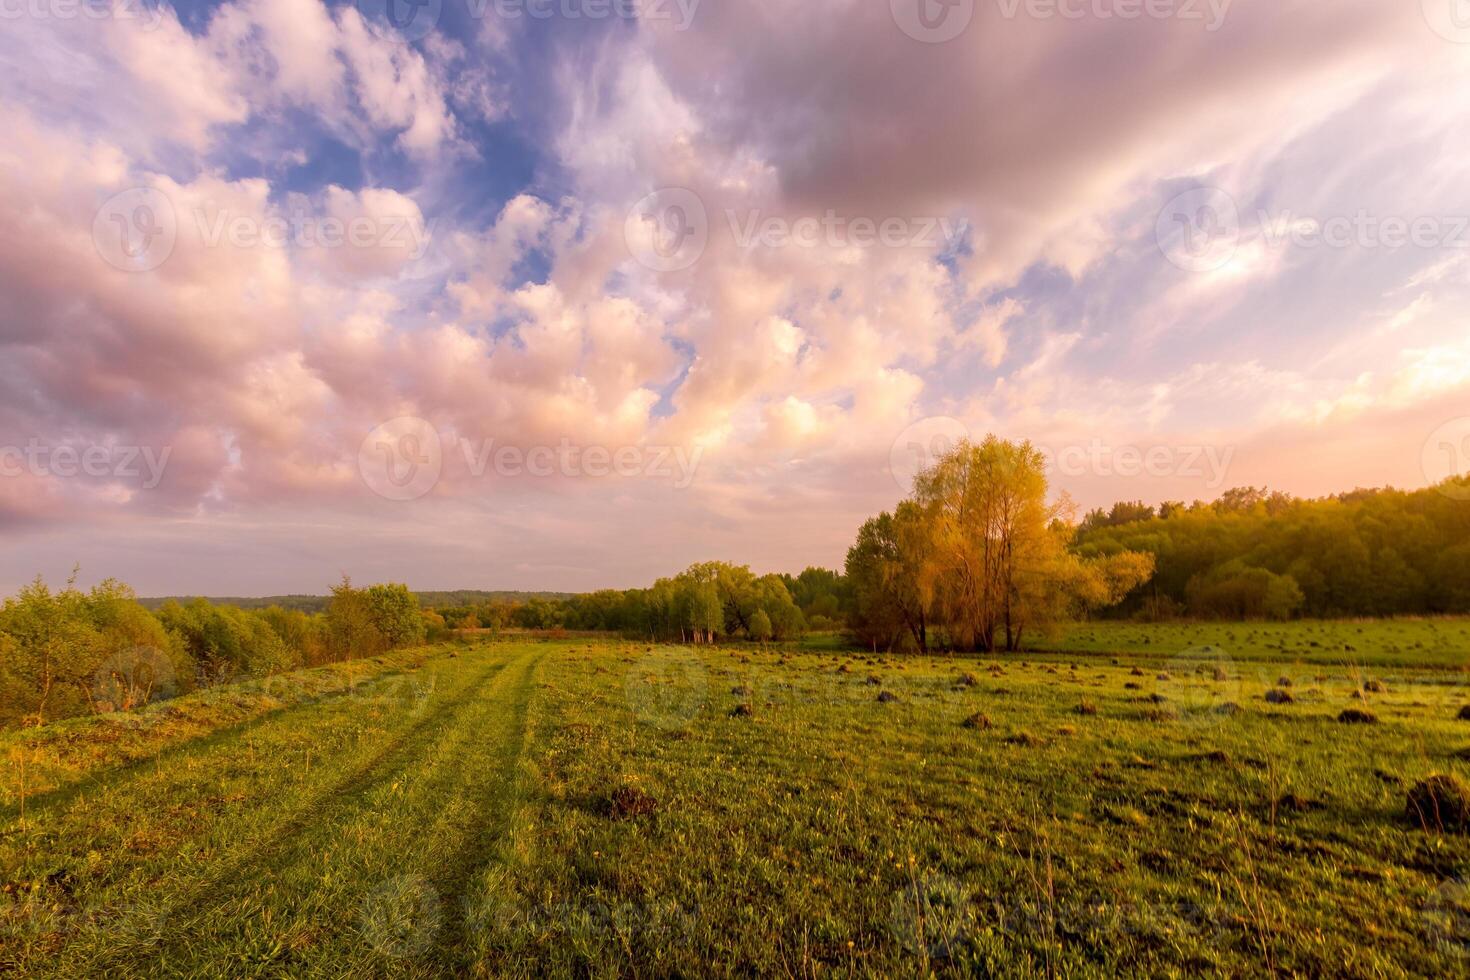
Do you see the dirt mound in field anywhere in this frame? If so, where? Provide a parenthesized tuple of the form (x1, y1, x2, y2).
(1406, 774, 1470, 834)
(606, 786, 659, 820)
(960, 712, 991, 730)
(605, 787, 658, 822)
(1337, 708, 1377, 725)
(1264, 689, 1295, 705)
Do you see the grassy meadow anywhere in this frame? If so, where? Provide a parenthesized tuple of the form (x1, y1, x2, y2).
(1050, 619, 1470, 670)
(4, 628, 1470, 976)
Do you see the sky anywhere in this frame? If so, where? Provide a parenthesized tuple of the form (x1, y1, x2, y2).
(2, 0, 1470, 595)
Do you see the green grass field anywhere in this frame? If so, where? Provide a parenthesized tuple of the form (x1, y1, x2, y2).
(1049, 619, 1470, 671)
(5, 632, 1470, 976)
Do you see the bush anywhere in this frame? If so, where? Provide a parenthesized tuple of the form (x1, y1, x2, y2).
(1185, 561, 1305, 621)
(3, 573, 432, 730)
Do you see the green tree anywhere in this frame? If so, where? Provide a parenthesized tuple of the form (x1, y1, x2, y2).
(748, 609, 773, 643)
(845, 507, 931, 653)
(365, 584, 426, 648)
(325, 577, 380, 661)
(0, 575, 101, 725)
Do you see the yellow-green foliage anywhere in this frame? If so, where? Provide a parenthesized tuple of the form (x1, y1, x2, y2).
(1, 574, 427, 729)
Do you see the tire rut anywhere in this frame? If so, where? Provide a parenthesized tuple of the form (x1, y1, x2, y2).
(78, 651, 514, 969)
(427, 650, 545, 967)
(3, 650, 458, 823)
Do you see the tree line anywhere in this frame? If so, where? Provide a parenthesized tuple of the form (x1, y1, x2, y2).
(1072, 480, 1470, 619)
(439, 562, 817, 644)
(0, 574, 429, 728)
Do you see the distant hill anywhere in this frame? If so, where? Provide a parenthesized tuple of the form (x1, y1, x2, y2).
(138, 590, 577, 613)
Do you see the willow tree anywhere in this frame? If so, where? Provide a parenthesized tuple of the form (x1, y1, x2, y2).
(906, 436, 1153, 652)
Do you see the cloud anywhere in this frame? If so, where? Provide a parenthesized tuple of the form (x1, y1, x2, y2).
(3, 0, 1470, 591)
